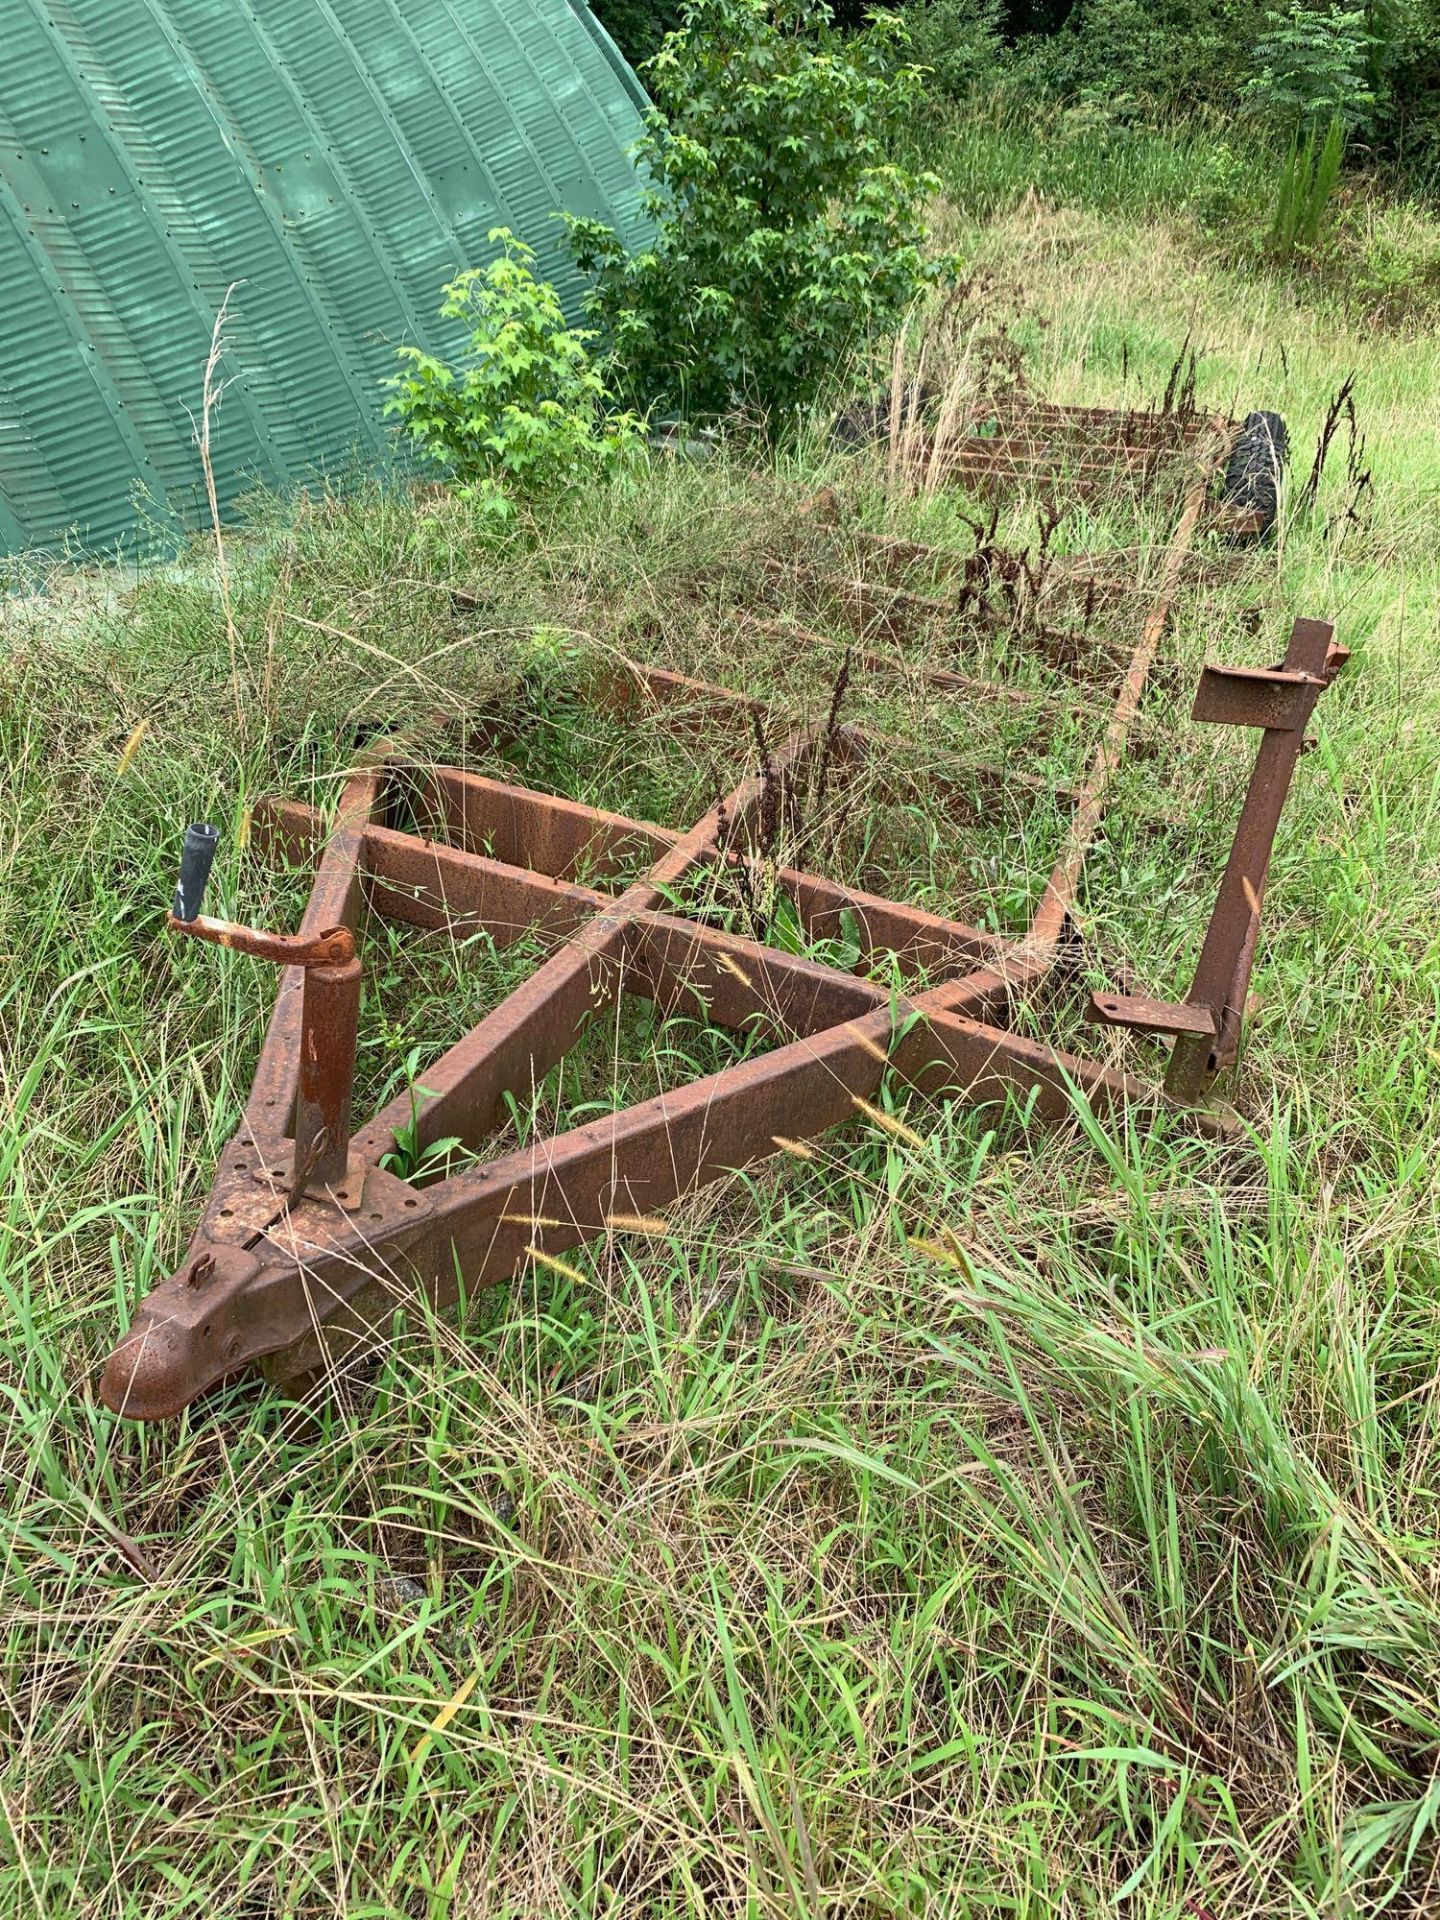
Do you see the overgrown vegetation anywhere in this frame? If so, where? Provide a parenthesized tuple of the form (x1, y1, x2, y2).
(584, 0, 1440, 327)
(568, 0, 957, 421)
(7, 6, 1440, 1913)
(8, 195, 1440, 1904)
(593, 0, 1440, 186)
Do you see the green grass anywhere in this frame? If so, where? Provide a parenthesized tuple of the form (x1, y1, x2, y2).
(4, 172, 1440, 1915)
(920, 92, 1266, 225)
(920, 93, 1440, 331)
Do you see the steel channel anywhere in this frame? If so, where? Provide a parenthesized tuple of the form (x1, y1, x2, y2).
(102, 952, 1239, 1418)
(431, 419, 1229, 1115)
(267, 796, 945, 1022)
(1025, 419, 1232, 957)
(333, 813, 894, 1036)
(598, 662, 1086, 817)
(408, 772, 1009, 969)
(166, 997, 1202, 1403)
(349, 735, 816, 1163)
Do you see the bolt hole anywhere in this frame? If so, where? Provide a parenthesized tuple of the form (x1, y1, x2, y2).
(369, 1212, 382, 1222)
(234, 1161, 248, 1171)
(404, 1198, 418, 1208)
(220, 1208, 233, 1218)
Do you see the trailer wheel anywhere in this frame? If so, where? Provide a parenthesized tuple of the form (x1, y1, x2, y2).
(1221, 409, 1288, 541)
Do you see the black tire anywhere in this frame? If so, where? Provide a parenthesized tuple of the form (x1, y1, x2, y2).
(1222, 409, 1288, 540)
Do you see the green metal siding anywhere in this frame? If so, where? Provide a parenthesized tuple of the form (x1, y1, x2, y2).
(0, 0, 648, 555)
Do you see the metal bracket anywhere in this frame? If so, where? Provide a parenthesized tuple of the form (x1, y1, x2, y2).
(250, 1151, 375, 1211)
(1090, 993, 1217, 1040)
(1089, 617, 1347, 1099)
(1193, 663, 1325, 731)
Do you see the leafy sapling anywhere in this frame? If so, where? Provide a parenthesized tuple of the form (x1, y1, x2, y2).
(387, 228, 640, 514)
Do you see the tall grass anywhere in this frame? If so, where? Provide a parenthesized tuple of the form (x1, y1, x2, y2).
(915, 90, 1275, 226)
(3, 180, 1440, 1914)
(1271, 116, 1347, 260)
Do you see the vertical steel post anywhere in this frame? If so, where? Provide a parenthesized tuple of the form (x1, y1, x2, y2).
(1165, 618, 1342, 1100)
(294, 956, 362, 1188)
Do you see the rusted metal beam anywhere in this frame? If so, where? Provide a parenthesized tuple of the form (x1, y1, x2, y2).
(262, 795, 1013, 992)
(242, 770, 380, 1153)
(595, 653, 1086, 818)
(415, 769, 1005, 968)
(351, 734, 817, 1163)
(101, 984, 1206, 1420)
(1026, 423, 1232, 959)
(424, 768, 674, 882)
(1162, 618, 1348, 1098)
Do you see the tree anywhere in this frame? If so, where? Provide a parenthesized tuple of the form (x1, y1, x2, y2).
(566, 0, 959, 423)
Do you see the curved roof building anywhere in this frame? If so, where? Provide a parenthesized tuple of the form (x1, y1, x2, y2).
(0, 0, 647, 555)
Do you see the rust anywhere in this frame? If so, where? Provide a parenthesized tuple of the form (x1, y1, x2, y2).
(1091, 992, 1218, 1040)
(1190, 663, 1326, 731)
(168, 914, 356, 967)
(294, 956, 362, 1189)
(98, 395, 1344, 1423)
(1160, 619, 1348, 1097)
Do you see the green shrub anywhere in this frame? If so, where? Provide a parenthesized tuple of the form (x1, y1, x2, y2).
(1385, 9, 1440, 184)
(1187, 134, 1274, 233)
(385, 230, 639, 516)
(902, 0, 1006, 102)
(1243, 2, 1378, 132)
(1344, 197, 1440, 319)
(898, 0, 1439, 193)
(566, 0, 960, 424)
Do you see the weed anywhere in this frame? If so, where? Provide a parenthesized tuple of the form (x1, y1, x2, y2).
(1270, 113, 1347, 259)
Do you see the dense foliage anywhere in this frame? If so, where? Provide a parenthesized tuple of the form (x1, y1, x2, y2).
(567, 0, 959, 421)
(1243, 3, 1381, 130)
(385, 230, 637, 513)
(593, 0, 877, 61)
(1010, 0, 1440, 174)
(591, 0, 1440, 186)
(899, 0, 1007, 99)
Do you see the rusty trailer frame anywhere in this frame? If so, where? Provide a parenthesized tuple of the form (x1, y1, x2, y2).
(99, 403, 1346, 1421)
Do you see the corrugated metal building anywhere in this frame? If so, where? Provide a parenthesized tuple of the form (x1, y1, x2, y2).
(0, 0, 648, 555)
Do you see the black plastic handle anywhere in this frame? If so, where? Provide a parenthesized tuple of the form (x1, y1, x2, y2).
(173, 823, 219, 922)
